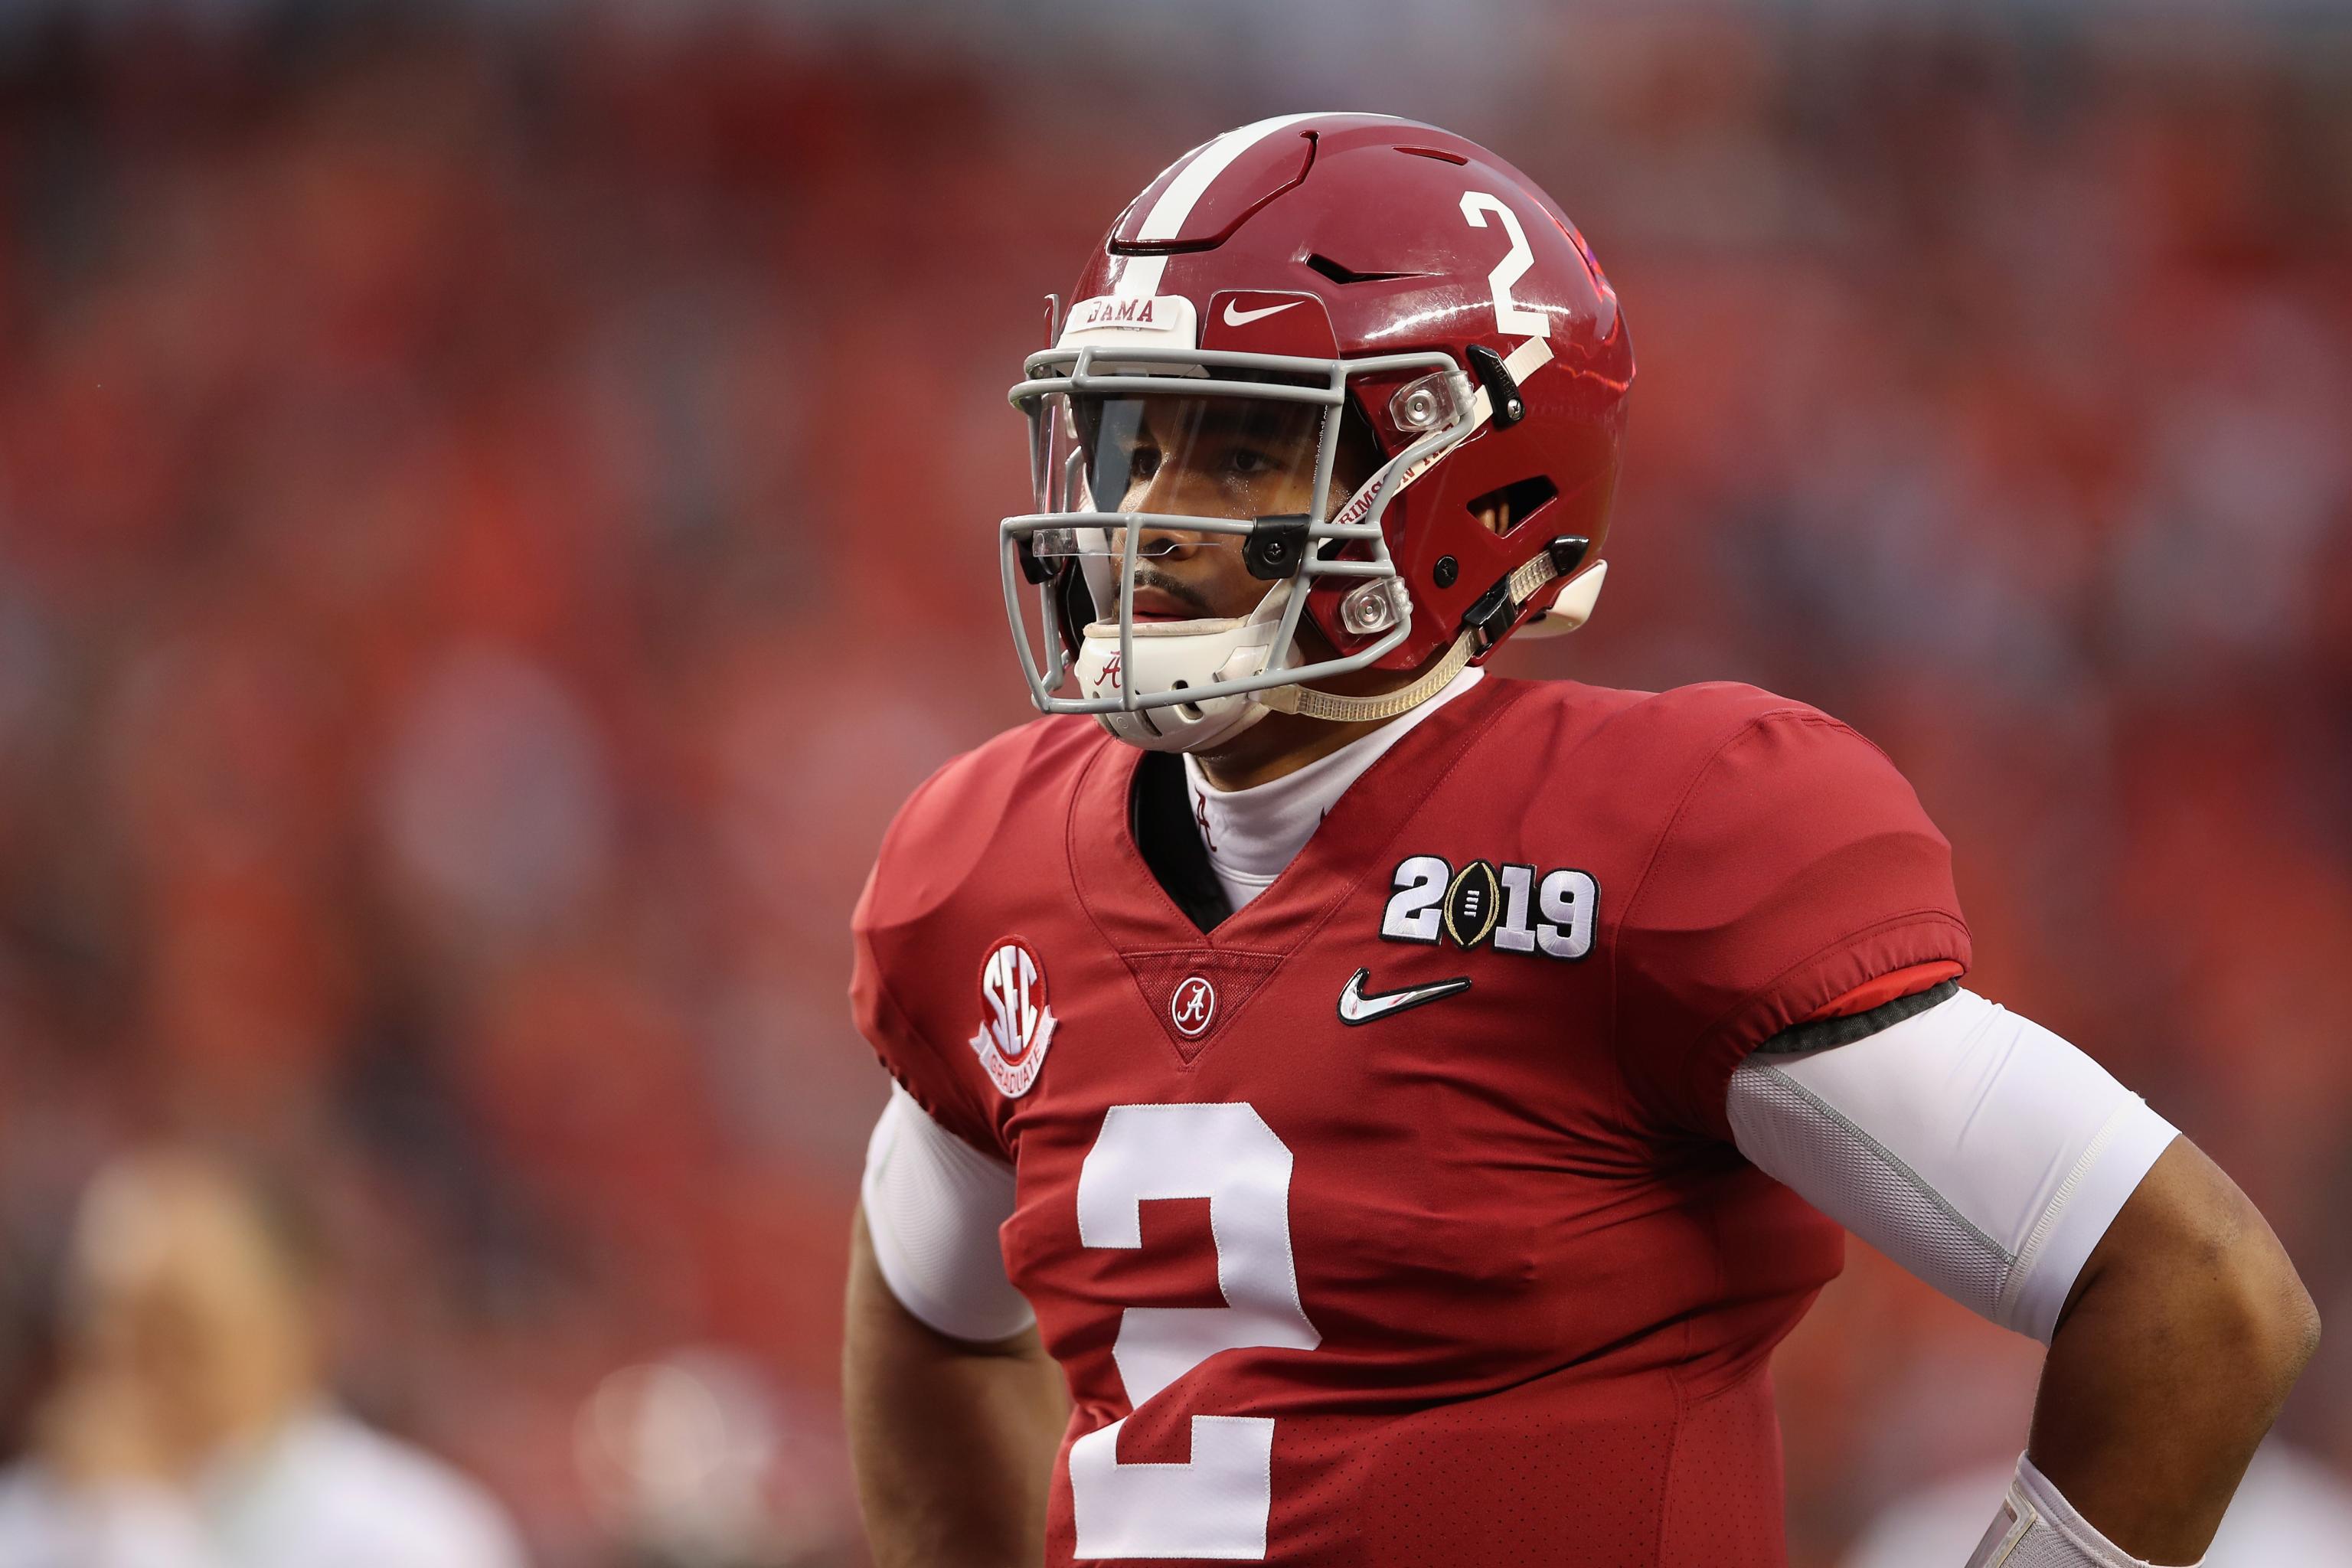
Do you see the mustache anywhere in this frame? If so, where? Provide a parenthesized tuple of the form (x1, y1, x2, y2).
(1116, 567, 1214, 616)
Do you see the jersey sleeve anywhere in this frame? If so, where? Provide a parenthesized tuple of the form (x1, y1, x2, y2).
(1612, 704, 1971, 1140)
(849, 762, 1011, 1159)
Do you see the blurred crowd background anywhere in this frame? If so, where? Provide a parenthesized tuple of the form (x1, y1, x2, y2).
(0, 1, 2344, 1563)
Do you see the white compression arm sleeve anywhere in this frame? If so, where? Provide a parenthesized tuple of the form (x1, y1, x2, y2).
(1727, 988, 2178, 1343)
(859, 1084, 1034, 1343)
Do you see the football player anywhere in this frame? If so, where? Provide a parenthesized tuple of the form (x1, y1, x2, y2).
(841, 115, 2318, 1567)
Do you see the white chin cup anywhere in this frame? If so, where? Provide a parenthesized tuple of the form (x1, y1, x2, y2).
(1072, 586, 1295, 753)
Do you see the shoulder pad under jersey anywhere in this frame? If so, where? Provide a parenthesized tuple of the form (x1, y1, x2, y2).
(855, 715, 1107, 935)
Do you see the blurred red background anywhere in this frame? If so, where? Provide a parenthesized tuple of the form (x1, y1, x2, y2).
(0, 3, 2344, 1563)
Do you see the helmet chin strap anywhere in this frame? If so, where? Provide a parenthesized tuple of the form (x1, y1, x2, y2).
(1081, 509, 1607, 745)
(1260, 550, 1606, 724)
(1259, 628, 1477, 722)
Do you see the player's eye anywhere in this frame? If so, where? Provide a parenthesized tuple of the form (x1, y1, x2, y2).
(1226, 446, 1280, 479)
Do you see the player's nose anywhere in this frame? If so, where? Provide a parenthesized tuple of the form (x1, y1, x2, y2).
(1104, 520, 1210, 564)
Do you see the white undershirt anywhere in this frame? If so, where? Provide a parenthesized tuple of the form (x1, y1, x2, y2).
(1184, 667, 1485, 913)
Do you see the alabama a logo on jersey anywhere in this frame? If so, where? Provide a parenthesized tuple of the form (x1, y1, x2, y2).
(970, 939, 1057, 1097)
(1169, 974, 1217, 1039)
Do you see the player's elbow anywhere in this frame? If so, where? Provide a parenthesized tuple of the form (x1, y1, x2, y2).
(2079, 1146, 2320, 1403)
(2164, 1223, 2320, 1409)
(2194, 1217, 2321, 1397)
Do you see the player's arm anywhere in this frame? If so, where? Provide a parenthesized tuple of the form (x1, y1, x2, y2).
(1728, 991, 2318, 1567)
(1610, 701, 2314, 1565)
(845, 1216, 1063, 1568)
(2027, 1135, 2318, 1563)
(844, 1088, 1066, 1568)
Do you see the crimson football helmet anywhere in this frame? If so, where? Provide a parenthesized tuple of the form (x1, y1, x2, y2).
(1002, 113, 1634, 751)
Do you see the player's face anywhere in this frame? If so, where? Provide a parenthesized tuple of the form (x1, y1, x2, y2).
(1050, 389, 1400, 785)
(64, 1155, 319, 1459)
(1081, 394, 1362, 622)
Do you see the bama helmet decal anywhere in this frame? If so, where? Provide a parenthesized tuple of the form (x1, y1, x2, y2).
(969, 938, 1057, 1097)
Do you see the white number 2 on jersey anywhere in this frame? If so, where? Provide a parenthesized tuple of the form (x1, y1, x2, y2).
(1070, 1102, 1320, 1560)
(1460, 191, 1548, 338)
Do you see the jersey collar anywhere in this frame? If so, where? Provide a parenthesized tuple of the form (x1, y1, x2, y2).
(1067, 673, 1527, 959)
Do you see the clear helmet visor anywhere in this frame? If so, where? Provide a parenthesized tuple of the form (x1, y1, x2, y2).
(1027, 384, 1338, 565)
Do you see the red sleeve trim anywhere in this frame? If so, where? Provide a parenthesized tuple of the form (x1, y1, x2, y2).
(1802, 959, 1965, 1022)
(1679, 911, 1971, 1141)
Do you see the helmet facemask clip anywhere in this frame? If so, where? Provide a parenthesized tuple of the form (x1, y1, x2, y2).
(1242, 515, 1312, 581)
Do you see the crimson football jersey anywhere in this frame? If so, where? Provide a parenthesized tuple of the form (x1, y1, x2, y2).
(851, 677, 1970, 1567)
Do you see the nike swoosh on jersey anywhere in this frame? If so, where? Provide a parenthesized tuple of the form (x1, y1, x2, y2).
(1337, 967, 1472, 1026)
(1223, 299, 1305, 327)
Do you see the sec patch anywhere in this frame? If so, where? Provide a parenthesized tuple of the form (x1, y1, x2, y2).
(969, 938, 1057, 1098)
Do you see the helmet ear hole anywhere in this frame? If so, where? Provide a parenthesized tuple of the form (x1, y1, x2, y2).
(1465, 475, 1558, 538)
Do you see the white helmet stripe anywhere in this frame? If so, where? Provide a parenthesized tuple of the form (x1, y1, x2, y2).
(1114, 112, 1383, 299)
